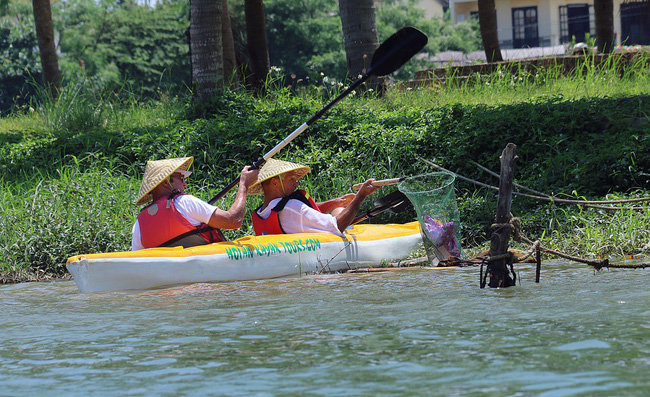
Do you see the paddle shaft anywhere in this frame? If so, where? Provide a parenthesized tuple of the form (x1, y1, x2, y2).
(207, 77, 370, 205)
(208, 28, 427, 205)
(352, 177, 406, 190)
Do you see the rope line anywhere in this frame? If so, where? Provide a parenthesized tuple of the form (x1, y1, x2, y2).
(417, 158, 649, 271)
(419, 158, 650, 209)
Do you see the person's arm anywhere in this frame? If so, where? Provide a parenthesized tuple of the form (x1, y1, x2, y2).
(333, 179, 379, 232)
(207, 166, 259, 229)
(131, 220, 145, 251)
(316, 193, 355, 213)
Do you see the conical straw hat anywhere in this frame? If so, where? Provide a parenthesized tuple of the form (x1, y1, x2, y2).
(135, 157, 194, 205)
(247, 158, 310, 195)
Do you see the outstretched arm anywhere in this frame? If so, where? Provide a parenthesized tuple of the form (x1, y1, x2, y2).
(208, 166, 259, 229)
(334, 179, 379, 232)
(317, 193, 355, 214)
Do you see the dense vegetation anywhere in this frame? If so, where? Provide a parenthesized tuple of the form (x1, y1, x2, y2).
(1, 52, 649, 282)
(0, 0, 481, 114)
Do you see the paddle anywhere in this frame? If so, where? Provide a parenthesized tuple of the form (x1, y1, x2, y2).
(351, 190, 412, 225)
(208, 27, 428, 205)
(352, 177, 406, 190)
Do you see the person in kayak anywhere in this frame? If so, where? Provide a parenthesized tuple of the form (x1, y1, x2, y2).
(248, 158, 379, 236)
(132, 156, 259, 250)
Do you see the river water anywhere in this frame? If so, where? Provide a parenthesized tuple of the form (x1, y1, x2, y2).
(1, 260, 649, 396)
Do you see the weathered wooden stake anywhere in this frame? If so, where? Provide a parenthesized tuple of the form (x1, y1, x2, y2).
(535, 246, 542, 283)
(487, 143, 518, 288)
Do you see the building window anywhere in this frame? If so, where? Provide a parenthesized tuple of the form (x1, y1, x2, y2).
(559, 4, 593, 44)
(512, 6, 539, 48)
(621, 1, 650, 45)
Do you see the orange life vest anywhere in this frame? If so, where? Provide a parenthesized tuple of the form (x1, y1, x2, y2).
(137, 193, 224, 248)
(252, 190, 321, 236)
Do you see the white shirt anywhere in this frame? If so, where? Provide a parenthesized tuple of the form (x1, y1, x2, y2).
(132, 195, 219, 250)
(256, 198, 343, 237)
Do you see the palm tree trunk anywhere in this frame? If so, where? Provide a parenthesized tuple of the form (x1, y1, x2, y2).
(32, 0, 61, 100)
(222, 0, 239, 88)
(339, 0, 381, 91)
(245, 0, 270, 92)
(478, 0, 503, 63)
(189, 0, 223, 102)
(594, 0, 615, 53)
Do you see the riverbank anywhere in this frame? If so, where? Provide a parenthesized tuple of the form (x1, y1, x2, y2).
(1, 53, 649, 283)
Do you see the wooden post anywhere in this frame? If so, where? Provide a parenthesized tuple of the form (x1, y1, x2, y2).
(487, 143, 517, 288)
(535, 246, 541, 283)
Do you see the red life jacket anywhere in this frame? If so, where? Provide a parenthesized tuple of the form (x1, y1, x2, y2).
(137, 193, 224, 248)
(252, 190, 321, 236)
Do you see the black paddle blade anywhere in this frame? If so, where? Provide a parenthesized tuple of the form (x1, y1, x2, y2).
(374, 190, 409, 208)
(370, 27, 428, 77)
(383, 198, 412, 214)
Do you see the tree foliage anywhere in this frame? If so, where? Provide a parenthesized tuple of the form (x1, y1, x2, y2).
(0, 17, 40, 113)
(1, 0, 482, 113)
(57, 0, 191, 98)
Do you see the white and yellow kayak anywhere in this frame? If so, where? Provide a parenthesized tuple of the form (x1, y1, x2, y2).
(66, 222, 423, 293)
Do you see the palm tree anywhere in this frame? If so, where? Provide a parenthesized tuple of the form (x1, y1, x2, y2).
(189, 0, 223, 102)
(477, 0, 503, 63)
(32, 0, 61, 100)
(222, 0, 239, 87)
(339, 0, 380, 91)
(594, 0, 615, 53)
(245, 0, 270, 92)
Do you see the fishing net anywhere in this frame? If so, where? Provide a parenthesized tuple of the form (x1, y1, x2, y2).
(399, 172, 462, 265)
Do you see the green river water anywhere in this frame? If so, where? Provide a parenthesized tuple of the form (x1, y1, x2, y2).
(1, 260, 649, 396)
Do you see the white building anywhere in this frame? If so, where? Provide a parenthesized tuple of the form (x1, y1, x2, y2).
(448, 0, 649, 48)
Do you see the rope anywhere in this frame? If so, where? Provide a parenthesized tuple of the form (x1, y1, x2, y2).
(493, 215, 611, 269)
(417, 158, 649, 271)
(419, 158, 650, 210)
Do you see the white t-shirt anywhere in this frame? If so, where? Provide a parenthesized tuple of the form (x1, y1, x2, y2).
(132, 195, 219, 250)
(256, 198, 343, 237)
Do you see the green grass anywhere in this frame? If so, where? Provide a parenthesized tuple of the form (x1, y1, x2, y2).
(390, 51, 650, 107)
(1, 51, 649, 280)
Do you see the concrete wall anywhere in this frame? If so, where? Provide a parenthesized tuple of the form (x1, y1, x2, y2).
(415, 0, 447, 18)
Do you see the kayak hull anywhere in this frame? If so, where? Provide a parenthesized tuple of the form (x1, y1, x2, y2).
(66, 222, 422, 293)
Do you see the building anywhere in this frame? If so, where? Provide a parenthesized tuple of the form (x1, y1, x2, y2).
(416, 0, 449, 18)
(448, 0, 650, 48)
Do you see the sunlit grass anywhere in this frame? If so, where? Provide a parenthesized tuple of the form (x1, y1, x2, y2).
(0, 165, 139, 277)
(541, 195, 650, 259)
(387, 51, 650, 108)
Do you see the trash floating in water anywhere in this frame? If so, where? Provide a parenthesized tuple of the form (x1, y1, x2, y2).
(422, 214, 460, 259)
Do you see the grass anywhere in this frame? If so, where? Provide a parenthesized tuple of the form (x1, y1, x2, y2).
(1, 51, 649, 281)
(390, 50, 650, 107)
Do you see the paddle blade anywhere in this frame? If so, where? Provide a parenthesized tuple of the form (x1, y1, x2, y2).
(383, 198, 412, 214)
(370, 27, 428, 77)
(374, 190, 409, 208)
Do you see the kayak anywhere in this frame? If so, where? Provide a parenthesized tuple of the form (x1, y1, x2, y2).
(66, 221, 423, 293)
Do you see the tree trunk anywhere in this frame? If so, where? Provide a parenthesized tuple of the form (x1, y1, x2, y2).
(339, 0, 381, 91)
(477, 0, 503, 63)
(189, 0, 223, 103)
(32, 0, 61, 100)
(593, 0, 615, 53)
(244, 0, 270, 92)
(221, 0, 239, 88)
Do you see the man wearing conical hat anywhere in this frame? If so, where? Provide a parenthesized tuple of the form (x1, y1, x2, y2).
(132, 157, 258, 250)
(248, 158, 379, 236)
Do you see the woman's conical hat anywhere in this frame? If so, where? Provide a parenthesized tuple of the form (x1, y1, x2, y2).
(247, 158, 310, 195)
(135, 157, 193, 205)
